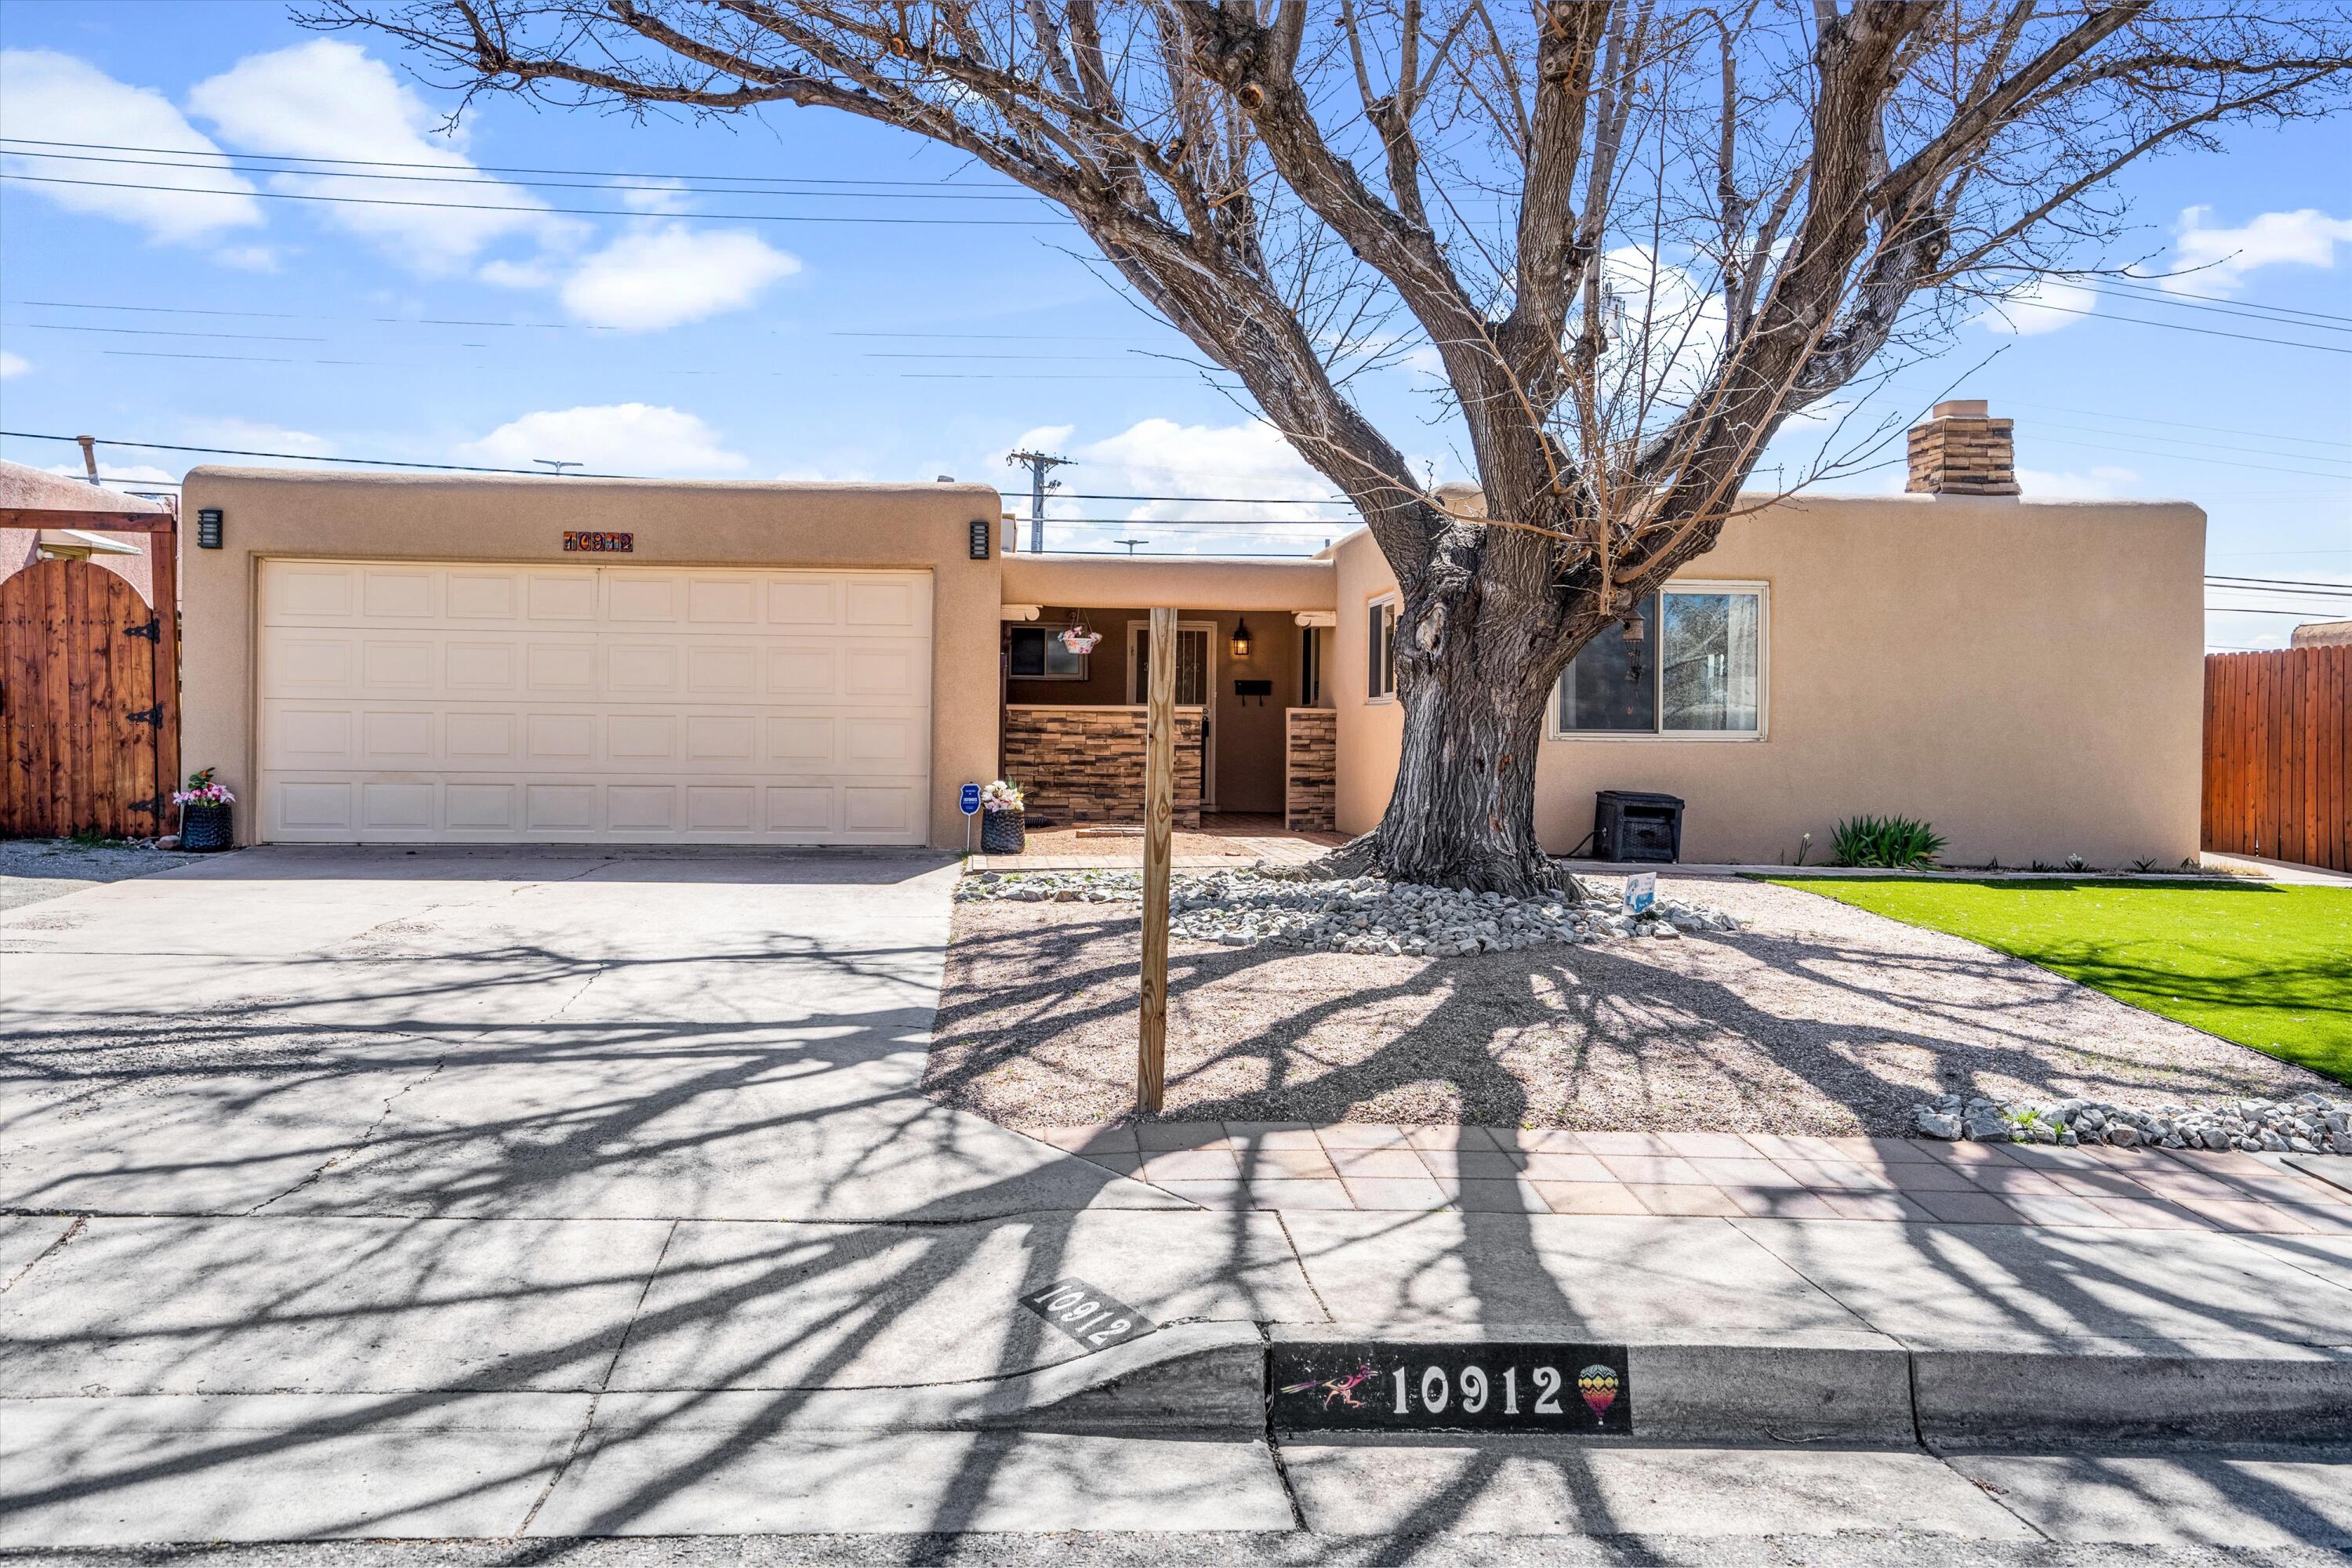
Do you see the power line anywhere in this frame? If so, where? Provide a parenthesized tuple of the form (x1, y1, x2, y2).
(0, 144, 1044, 203)
(0, 135, 1024, 192)
(2092, 276, 2352, 326)
(0, 172, 1064, 227)
(1976, 298, 2350, 354)
(2074, 282, 2352, 335)
(0, 429, 644, 477)
(2207, 573, 2352, 590)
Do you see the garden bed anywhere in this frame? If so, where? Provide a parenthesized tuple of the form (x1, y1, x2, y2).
(927, 874, 2337, 1133)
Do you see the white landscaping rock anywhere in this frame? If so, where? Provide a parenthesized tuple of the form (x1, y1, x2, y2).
(956, 867, 1746, 957)
(1910, 1087, 2352, 1154)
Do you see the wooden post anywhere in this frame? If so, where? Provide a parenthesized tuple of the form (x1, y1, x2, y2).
(1137, 604, 1177, 1115)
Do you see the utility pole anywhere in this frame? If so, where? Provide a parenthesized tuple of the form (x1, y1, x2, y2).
(535, 458, 581, 476)
(1004, 448, 1070, 554)
(1116, 536, 1149, 555)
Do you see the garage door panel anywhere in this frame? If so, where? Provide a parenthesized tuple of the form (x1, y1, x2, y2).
(448, 641, 519, 691)
(605, 644, 680, 694)
(526, 642, 597, 692)
(361, 710, 434, 762)
(361, 568, 436, 619)
(264, 564, 359, 622)
(527, 572, 597, 622)
(263, 631, 355, 692)
(447, 571, 521, 621)
(258, 562, 931, 844)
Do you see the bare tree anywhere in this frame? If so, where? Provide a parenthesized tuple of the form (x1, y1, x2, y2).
(312, 0, 2352, 892)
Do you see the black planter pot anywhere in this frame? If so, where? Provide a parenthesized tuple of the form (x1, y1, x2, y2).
(179, 802, 234, 851)
(980, 809, 1026, 855)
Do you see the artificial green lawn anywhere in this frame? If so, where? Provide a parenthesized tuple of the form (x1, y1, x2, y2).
(1762, 878, 2352, 1086)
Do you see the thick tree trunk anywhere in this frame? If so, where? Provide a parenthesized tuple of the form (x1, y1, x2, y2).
(1331, 556, 1599, 898)
(1370, 660, 1563, 895)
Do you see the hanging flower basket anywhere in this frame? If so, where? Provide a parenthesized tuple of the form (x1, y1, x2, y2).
(173, 768, 235, 852)
(979, 779, 1026, 854)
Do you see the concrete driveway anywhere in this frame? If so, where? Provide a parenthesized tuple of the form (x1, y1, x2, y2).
(0, 848, 1314, 1542)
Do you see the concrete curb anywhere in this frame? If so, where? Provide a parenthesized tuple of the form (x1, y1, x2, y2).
(1261, 1324, 2352, 1446)
(1914, 1345, 2352, 1445)
(1270, 1323, 1915, 1443)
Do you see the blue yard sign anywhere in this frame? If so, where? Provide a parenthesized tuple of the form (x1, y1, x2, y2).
(1621, 872, 1656, 917)
(960, 782, 982, 815)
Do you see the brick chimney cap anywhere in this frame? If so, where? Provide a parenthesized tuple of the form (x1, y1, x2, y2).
(1933, 398, 1991, 419)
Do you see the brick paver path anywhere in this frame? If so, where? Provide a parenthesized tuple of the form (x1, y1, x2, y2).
(1028, 1123, 2352, 1234)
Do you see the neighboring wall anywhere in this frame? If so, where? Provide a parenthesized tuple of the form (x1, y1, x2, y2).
(1002, 603, 1301, 815)
(1330, 493, 2206, 866)
(176, 467, 1005, 850)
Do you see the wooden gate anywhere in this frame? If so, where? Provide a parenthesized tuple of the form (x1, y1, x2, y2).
(0, 557, 176, 837)
(2202, 645, 2350, 873)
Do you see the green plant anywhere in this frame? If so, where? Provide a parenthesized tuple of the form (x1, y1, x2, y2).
(1828, 815, 1947, 870)
(2131, 857, 2158, 874)
(1789, 830, 1813, 867)
(68, 827, 125, 849)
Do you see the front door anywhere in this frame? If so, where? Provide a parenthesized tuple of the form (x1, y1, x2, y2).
(1129, 620, 1216, 811)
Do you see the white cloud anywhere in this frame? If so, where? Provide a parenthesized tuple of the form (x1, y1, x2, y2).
(2168, 206, 2352, 294)
(0, 351, 27, 379)
(180, 418, 334, 457)
(479, 259, 557, 290)
(557, 224, 800, 330)
(2016, 465, 2139, 500)
(216, 245, 281, 273)
(1978, 277, 2096, 336)
(458, 405, 747, 477)
(615, 179, 693, 215)
(0, 50, 263, 243)
(187, 40, 579, 273)
(1001, 416, 1353, 555)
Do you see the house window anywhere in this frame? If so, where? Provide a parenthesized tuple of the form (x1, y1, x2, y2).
(1007, 624, 1088, 680)
(1555, 584, 1764, 737)
(1367, 597, 1398, 701)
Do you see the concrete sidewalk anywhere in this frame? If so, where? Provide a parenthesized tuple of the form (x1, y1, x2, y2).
(3, 846, 2347, 1547)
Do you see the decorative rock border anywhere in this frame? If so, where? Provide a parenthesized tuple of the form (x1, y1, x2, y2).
(1915, 1091, 2352, 1155)
(956, 868, 1745, 956)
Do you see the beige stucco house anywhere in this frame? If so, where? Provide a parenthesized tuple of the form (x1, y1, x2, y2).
(176, 402, 2204, 866)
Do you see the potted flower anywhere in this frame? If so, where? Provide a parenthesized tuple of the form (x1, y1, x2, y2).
(978, 779, 1027, 854)
(173, 768, 236, 851)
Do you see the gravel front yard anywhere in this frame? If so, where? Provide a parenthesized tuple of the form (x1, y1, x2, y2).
(0, 839, 204, 913)
(927, 875, 2339, 1134)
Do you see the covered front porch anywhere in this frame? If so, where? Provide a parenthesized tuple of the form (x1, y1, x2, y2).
(996, 554, 1338, 836)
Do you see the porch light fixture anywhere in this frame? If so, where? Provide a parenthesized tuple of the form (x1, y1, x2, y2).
(1058, 610, 1102, 655)
(1230, 617, 1253, 659)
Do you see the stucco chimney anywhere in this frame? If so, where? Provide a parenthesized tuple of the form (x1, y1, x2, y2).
(1906, 399, 2019, 496)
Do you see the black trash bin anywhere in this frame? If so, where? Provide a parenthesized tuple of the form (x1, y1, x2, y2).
(1592, 790, 1685, 862)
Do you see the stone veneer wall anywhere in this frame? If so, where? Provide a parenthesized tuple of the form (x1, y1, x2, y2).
(1003, 706, 1203, 829)
(1285, 708, 1338, 832)
(1906, 399, 2019, 495)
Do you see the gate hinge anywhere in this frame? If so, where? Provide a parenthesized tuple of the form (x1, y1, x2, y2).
(123, 618, 161, 642)
(126, 794, 169, 816)
(125, 704, 164, 726)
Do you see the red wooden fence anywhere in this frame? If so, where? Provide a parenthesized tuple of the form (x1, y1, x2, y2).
(2202, 646, 2350, 873)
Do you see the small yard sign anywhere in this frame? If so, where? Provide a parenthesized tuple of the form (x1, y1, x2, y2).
(960, 782, 982, 815)
(1622, 871, 1656, 916)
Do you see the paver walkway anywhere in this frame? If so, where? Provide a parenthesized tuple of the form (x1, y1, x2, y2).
(1033, 1120, 2352, 1231)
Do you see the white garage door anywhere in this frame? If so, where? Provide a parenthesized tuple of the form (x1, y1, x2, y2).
(256, 560, 932, 844)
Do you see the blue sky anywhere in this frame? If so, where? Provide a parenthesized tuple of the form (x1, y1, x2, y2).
(2, 0, 2347, 648)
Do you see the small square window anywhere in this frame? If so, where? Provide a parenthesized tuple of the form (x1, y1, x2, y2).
(1007, 625, 1088, 680)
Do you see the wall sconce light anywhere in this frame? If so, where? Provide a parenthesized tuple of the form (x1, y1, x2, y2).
(196, 508, 223, 550)
(1230, 617, 1253, 659)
